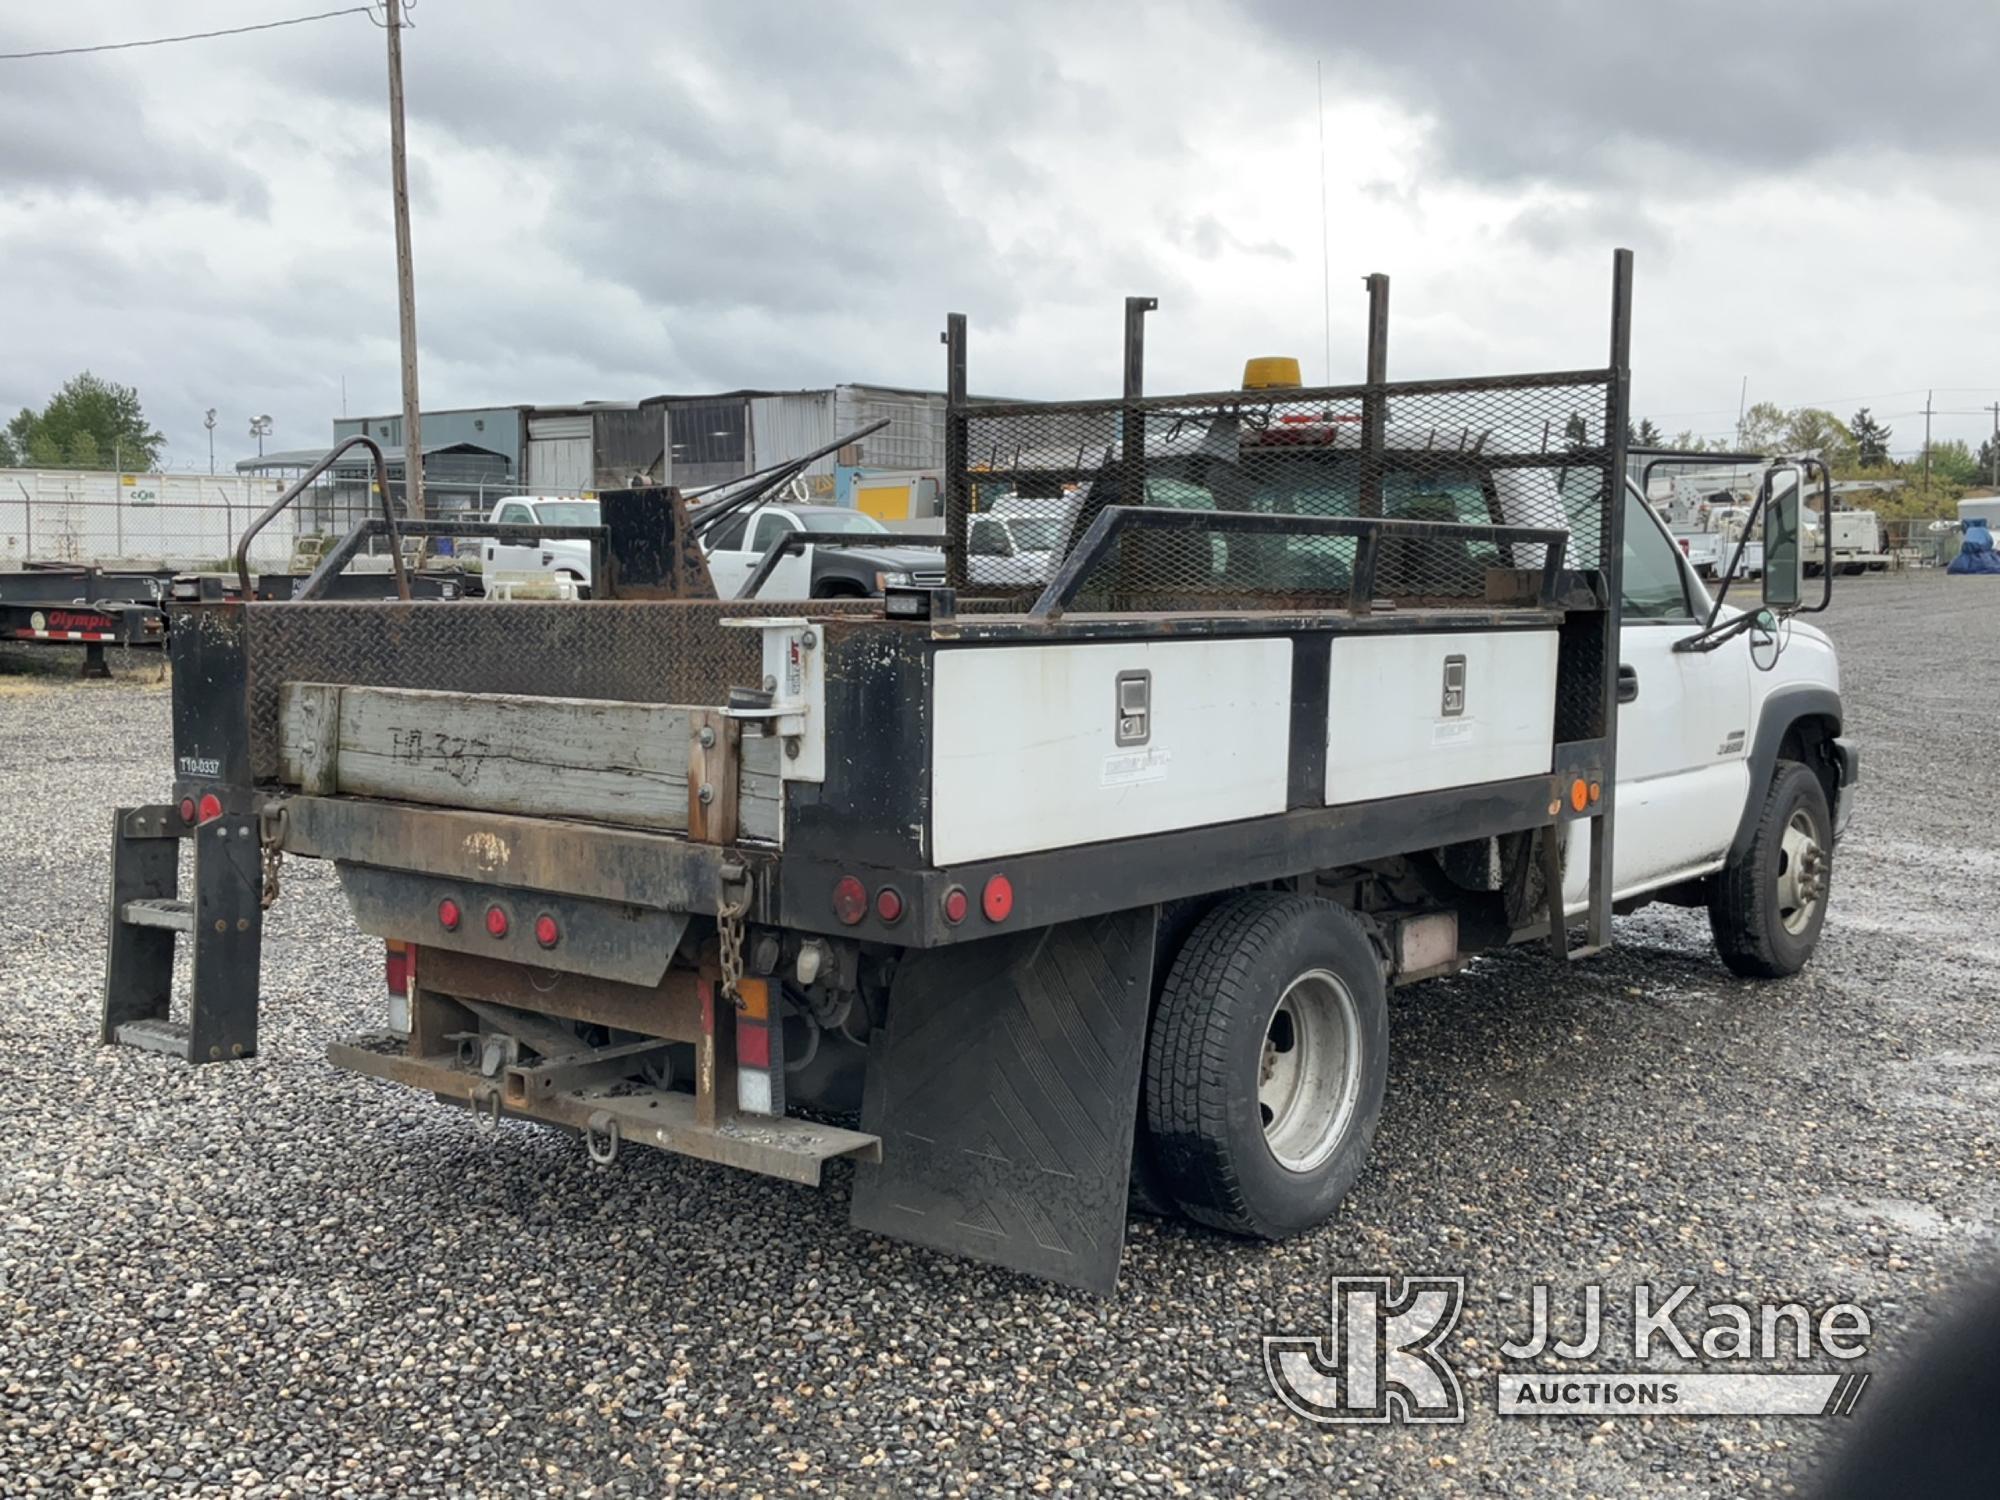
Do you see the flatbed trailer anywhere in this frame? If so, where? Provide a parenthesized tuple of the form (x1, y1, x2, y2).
(0, 563, 172, 674)
(99, 255, 1852, 1292)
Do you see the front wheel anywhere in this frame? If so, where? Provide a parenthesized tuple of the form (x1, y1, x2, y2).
(1142, 893, 1388, 1238)
(1708, 761, 1832, 978)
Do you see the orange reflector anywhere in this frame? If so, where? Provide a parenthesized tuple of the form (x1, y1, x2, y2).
(1569, 779, 1589, 812)
(735, 976, 771, 1020)
(1589, 780, 1602, 805)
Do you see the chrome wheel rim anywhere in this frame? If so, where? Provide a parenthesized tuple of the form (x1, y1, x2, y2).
(1776, 808, 1827, 936)
(1258, 968, 1364, 1173)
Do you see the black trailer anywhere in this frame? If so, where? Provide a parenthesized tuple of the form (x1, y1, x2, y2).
(97, 253, 1836, 1292)
(0, 563, 172, 675)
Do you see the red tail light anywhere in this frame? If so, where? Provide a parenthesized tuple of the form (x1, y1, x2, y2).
(874, 887, 904, 925)
(197, 793, 222, 823)
(941, 886, 969, 925)
(831, 876, 867, 926)
(385, 941, 409, 997)
(981, 874, 1014, 922)
(485, 905, 509, 938)
(437, 898, 462, 931)
(534, 914, 560, 949)
(177, 797, 196, 824)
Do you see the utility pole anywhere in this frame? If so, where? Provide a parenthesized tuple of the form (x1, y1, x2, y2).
(1922, 389, 1933, 495)
(385, 0, 423, 518)
(204, 409, 217, 475)
(1736, 375, 1748, 448)
(1988, 402, 1998, 487)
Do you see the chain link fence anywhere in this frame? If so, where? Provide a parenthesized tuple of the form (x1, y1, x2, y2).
(1, 470, 300, 570)
(1882, 516, 1968, 570)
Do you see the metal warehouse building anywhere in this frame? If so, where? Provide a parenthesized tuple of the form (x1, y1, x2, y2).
(327, 385, 953, 510)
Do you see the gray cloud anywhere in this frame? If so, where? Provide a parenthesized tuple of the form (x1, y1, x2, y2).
(1242, 0, 2000, 190)
(4, 0, 2000, 469)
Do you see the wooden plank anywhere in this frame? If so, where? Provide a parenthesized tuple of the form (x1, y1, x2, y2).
(276, 684, 682, 828)
(686, 709, 740, 845)
(277, 682, 787, 843)
(739, 730, 782, 843)
(279, 682, 343, 795)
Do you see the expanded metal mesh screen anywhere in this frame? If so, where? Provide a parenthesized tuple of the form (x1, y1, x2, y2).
(946, 373, 1618, 611)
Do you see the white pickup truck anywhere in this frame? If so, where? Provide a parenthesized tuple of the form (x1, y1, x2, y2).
(480, 495, 601, 590)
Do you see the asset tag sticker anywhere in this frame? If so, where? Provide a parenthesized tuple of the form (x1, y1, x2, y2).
(1103, 745, 1172, 787)
(1432, 721, 1476, 748)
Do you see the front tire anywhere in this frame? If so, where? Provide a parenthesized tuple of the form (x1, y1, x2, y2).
(1143, 893, 1388, 1238)
(1708, 761, 1832, 978)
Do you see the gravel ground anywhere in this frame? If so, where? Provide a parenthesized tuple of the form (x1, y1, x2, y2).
(2, 577, 1997, 1498)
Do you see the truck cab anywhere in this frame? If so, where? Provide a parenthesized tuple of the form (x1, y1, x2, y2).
(481, 495, 599, 589)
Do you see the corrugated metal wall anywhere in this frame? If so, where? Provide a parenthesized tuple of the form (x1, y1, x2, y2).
(749, 392, 837, 483)
(527, 413, 592, 493)
(834, 386, 948, 474)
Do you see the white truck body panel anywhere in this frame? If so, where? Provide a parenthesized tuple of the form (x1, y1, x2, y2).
(929, 638, 1292, 864)
(1323, 630, 1558, 804)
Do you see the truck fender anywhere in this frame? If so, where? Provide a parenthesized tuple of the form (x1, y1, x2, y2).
(1728, 685, 1841, 863)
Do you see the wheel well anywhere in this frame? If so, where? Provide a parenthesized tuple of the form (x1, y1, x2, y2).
(812, 579, 868, 598)
(1777, 713, 1839, 815)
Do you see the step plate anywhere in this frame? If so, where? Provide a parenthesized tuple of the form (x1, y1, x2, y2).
(850, 906, 1155, 1294)
(113, 1018, 191, 1059)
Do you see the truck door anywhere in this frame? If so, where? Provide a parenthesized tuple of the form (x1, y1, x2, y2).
(704, 509, 813, 599)
(484, 500, 541, 577)
(1567, 490, 1752, 906)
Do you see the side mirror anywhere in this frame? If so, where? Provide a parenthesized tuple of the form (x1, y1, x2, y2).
(1762, 475, 1804, 612)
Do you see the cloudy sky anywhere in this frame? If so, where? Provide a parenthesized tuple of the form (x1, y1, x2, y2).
(4, 0, 1998, 470)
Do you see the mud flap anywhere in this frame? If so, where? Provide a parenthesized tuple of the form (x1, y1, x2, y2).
(850, 906, 1155, 1294)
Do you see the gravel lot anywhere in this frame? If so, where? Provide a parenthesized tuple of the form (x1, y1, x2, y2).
(3, 576, 1997, 1498)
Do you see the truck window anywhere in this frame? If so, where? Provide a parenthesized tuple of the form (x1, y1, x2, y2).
(969, 518, 1009, 556)
(708, 514, 749, 551)
(1621, 490, 1693, 620)
(497, 502, 535, 524)
(749, 512, 795, 554)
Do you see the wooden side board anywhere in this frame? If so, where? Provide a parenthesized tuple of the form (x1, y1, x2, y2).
(277, 682, 782, 841)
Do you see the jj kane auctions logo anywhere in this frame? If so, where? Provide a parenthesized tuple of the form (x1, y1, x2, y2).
(1266, 1277, 1872, 1424)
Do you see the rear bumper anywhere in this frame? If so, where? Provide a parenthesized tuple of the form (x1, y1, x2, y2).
(328, 1032, 878, 1185)
(1832, 737, 1861, 837)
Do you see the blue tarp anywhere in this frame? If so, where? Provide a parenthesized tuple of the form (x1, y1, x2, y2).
(1946, 520, 2000, 575)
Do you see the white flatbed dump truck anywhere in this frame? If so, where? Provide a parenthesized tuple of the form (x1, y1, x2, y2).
(101, 255, 1858, 1293)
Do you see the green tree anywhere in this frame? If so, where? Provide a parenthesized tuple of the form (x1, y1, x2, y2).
(1922, 438, 1978, 487)
(3, 373, 164, 471)
(1976, 434, 2000, 486)
(0, 429, 15, 468)
(1737, 400, 1789, 451)
(1780, 408, 1856, 468)
(1849, 408, 1892, 467)
(1626, 417, 1663, 447)
(1669, 429, 1714, 452)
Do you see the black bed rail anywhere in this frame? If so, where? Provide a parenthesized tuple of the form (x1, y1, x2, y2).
(234, 435, 410, 602)
(1027, 505, 1571, 619)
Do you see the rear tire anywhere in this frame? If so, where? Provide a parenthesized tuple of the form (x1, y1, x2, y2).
(1143, 893, 1388, 1239)
(1708, 761, 1832, 978)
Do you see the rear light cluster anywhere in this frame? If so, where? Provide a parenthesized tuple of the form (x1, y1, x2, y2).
(432, 898, 560, 949)
(179, 793, 224, 825)
(830, 874, 1014, 928)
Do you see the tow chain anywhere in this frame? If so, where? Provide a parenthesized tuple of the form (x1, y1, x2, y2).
(716, 861, 750, 1010)
(258, 804, 288, 911)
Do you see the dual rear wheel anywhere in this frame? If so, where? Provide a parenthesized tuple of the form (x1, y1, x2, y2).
(1141, 893, 1388, 1238)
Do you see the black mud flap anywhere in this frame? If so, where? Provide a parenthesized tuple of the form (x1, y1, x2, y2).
(850, 906, 1155, 1294)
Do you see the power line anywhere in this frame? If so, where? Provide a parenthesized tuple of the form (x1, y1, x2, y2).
(0, 7, 373, 61)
